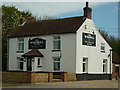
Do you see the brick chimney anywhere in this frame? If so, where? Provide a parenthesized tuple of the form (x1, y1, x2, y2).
(83, 2, 92, 19)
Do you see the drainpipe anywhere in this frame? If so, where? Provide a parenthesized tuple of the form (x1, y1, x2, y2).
(7, 39, 9, 71)
(109, 49, 112, 80)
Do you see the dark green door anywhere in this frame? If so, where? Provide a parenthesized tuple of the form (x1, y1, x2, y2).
(27, 57, 32, 71)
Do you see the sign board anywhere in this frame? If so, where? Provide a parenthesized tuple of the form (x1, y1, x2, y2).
(28, 38, 46, 49)
(82, 33, 96, 46)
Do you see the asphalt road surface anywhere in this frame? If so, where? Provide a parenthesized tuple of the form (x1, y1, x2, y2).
(1, 80, 119, 88)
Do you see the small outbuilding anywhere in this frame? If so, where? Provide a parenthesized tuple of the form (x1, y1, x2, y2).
(112, 52, 120, 79)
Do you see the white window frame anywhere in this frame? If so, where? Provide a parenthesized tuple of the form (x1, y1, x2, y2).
(18, 38, 24, 52)
(18, 57, 24, 70)
(101, 43, 105, 53)
(83, 58, 88, 73)
(103, 59, 107, 73)
(53, 35, 61, 50)
(53, 57, 60, 71)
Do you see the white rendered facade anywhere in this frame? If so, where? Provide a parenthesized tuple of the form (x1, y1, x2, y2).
(8, 19, 112, 75)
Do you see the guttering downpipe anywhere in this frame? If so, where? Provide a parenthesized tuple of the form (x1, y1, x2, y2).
(110, 49, 112, 80)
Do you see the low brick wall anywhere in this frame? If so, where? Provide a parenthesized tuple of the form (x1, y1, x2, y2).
(60, 72, 76, 82)
(2, 71, 76, 83)
(66, 73, 76, 81)
(2, 72, 31, 83)
(2, 71, 51, 83)
(32, 72, 49, 83)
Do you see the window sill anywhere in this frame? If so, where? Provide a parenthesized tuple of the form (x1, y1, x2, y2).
(82, 72, 88, 74)
(52, 50, 61, 52)
(54, 69, 60, 71)
(101, 51, 105, 53)
(17, 51, 24, 53)
(37, 66, 42, 68)
(103, 72, 107, 74)
(18, 69, 24, 71)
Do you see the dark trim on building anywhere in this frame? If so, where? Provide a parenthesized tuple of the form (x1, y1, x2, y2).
(76, 74, 112, 81)
(17, 51, 24, 53)
(110, 49, 112, 74)
(8, 32, 77, 38)
(52, 50, 61, 52)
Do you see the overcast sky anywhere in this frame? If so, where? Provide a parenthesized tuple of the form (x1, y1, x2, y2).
(1, 2, 119, 38)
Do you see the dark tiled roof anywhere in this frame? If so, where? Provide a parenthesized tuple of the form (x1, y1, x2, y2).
(22, 49, 43, 57)
(112, 52, 120, 64)
(9, 16, 85, 38)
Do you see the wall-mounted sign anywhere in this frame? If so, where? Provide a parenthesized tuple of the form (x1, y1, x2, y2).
(28, 38, 46, 49)
(82, 33, 96, 46)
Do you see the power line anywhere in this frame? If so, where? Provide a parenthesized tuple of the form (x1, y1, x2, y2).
(96, 26, 120, 31)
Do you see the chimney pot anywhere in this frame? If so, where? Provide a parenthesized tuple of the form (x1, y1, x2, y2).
(83, 2, 92, 19)
(86, 2, 88, 7)
(20, 18, 27, 26)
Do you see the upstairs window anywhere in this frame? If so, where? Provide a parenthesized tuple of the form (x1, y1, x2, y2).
(18, 39, 24, 52)
(101, 43, 105, 53)
(53, 36, 61, 50)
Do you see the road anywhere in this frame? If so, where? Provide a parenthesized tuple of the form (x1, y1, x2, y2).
(1, 80, 119, 88)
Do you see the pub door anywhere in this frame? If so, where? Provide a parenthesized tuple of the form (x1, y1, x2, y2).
(27, 57, 32, 71)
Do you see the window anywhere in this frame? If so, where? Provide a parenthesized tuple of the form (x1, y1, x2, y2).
(37, 58, 42, 67)
(103, 59, 107, 73)
(101, 43, 105, 53)
(53, 36, 61, 50)
(53, 58, 60, 71)
(19, 58, 24, 70)
(18, 39, 24, 52)
(83, 58, 88, 73)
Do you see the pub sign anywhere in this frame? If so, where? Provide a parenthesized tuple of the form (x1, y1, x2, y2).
(29, 38, 46, 49)
(82, 33, 96, 46)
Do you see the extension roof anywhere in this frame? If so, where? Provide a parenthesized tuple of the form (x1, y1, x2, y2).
(9, 16, 86, 38)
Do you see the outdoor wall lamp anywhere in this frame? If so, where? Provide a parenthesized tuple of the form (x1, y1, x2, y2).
(32, 58, 34, 62)
(23, 58, 26, 62)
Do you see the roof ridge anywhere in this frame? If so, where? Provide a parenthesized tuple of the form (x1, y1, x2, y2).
(25, 16, 84, 24)
(9, 16, 86, 38)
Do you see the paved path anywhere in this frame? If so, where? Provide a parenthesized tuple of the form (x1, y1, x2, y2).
(2, 80, 119, 88)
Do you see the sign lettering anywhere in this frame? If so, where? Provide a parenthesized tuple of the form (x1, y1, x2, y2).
(28, 38, 46, 49)
(82, 33, 96, 46)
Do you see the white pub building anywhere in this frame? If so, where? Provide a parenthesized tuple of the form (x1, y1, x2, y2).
(8, 2, 112, 80)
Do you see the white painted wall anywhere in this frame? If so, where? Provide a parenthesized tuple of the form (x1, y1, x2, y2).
(8, 34, 76, 73)
(8, 38, 18, 70)
(61, 34, 76, 73)
(32, 57, 42, 71)
(8, 18, 112, 74)
(76, 19, 112, 74)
